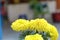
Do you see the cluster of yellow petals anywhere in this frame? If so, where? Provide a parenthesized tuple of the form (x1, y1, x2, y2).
(29, 19, 59, 40)
(29, 19, 49, 32)
(25, 34, 43, 40)
(11, 18, 59, 40)
(48, 24, 59, 40)
(11, 19, 29, 31)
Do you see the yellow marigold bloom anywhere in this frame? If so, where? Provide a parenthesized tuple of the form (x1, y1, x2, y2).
(25, 34, 44, 40)
(47, 24, 59, 40)
(11, 19, 29, 31)
(29, 18, 49, 32)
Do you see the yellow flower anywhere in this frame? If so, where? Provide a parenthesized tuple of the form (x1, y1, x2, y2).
(29, 18, 49, 32)
(35, 18, 49, 32)
(11, 19, 29, 31)
(25, 34, 44, 40)
(47, 24, 59, 40)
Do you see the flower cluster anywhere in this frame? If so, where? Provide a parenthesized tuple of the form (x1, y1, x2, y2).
(25, 34, 43, 40)
(11, 18, 59, 40)
(11, 19, 29, 31)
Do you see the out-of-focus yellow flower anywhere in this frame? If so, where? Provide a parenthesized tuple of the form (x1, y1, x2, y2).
(47, 24, 59, 40)
(25, 34, 44, 40)
(35, 18, 49, 32)
(11, 19, 29, 31)
(29, 18, 49, 32)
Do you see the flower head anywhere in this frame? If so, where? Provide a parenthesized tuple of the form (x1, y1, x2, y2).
(47, 24, 59, 40)
(25, 34, 44, 40)
(29, 18, 49, 32)
(11, 19, 29, 31)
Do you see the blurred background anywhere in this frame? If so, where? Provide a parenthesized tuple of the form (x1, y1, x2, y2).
(1, 0, 60, 40)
